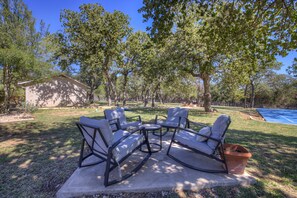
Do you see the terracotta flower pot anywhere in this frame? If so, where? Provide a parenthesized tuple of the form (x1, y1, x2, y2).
(224, 144, 252, 174)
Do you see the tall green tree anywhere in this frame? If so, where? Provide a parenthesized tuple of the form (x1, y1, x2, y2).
(264, 72, 297, 107)
(117, 31, 150, 106)
(0, 0, 51, 112)
(55, 4, 131, 105)
(157, 4, 250, 111)
(140, 0, 297, 112)
(140, 0, 297, 49)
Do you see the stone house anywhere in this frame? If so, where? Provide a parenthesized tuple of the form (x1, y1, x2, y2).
(19, 74, 89, 107)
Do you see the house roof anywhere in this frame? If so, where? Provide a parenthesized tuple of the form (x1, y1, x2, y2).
(18, 74, 90, 90)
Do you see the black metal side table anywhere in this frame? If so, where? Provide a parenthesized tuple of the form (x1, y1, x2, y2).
(140, 124, 162, 153)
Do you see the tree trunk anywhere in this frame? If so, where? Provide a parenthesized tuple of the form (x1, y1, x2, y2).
(151, 88, 158, 107)
(158, 92, 163, 104)
(158, 86, 164, 104)
(88, 80, 95, 104)
(3, 65, 11, 113)
(250, 80, 255, 108)
(105, 81, 112, 106)
(196, 78, 202, 106)
(103, 56, 112, 106)
(110, 79, 118, 106)
(88, 89, 94, 104)
(151, 83, 160, 107)
(201, 74, 212, 112)
(151, 94, 155, 107)
(122, 73, 128, 106)
(144, 89, 149, 107)
(244, 84, 248, 108)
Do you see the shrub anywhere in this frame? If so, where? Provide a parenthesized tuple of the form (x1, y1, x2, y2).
(21, 102, 38, 113)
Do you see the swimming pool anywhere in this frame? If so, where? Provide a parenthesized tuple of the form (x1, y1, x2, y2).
(257, 108, 297, 125)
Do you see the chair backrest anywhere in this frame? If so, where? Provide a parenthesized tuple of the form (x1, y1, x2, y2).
(207, 115, 231, 150)
(167, 107, 189, 127)
(104, 107, 127, 125)
(78, 117, 114, 155)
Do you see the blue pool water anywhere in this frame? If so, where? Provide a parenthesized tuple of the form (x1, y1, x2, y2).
(257, 108, 297, 125)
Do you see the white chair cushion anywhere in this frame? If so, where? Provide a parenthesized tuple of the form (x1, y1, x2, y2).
(175, 130, 213, 155)
(110, 123, 119, 131)
(207, 115, 230, 150)
(113, 129, 130, 142)
(112, 133, 144, 161)
(196, 126, 211, 142)
(178, 108, 189, 127)
(121, 121, 142, 130)
(79, 117, 114, 154)
(167, 107, 189, 127)
(105, 108, 127, 125)
(159, 120, 179, 128)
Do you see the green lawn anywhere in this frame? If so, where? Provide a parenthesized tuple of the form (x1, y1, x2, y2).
(0, 105, 296, 197)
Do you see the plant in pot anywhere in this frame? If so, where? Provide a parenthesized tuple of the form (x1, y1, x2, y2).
(224, 144, 252, 174)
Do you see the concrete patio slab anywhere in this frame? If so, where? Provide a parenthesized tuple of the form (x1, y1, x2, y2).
(57, 132, 255, 198)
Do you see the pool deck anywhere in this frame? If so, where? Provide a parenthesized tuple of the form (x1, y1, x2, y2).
(56, 133, 255, 198)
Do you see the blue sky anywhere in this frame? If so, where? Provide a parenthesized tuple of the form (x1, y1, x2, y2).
(23, 0, 148, 33)
(23, 0, 296, 74)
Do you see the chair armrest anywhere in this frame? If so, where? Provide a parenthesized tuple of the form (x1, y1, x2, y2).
(177, 127, 198, 135)
(108, 127, 143, 151)
(108, 118, 120, 131)
(177, 116, 188, 127)
(178, 127, 222, 142)
(127, 115, 142, 122)
(155, 115, 167, 123)
(195, 133, 221, 142)
(171, 127, 197, 142)
(76, 122, 100, 130)
(108, 118, 118, 123)
(186, 118, 207, 128)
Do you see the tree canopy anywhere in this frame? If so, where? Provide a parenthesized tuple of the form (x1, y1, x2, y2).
(139, 0, 297, 111)
(53, 3, 131, 104)
(1, 1, 296, 111)
(0, 0, 52, 112)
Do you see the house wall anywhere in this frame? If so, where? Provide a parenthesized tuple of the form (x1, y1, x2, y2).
(25, 76, 88, 107)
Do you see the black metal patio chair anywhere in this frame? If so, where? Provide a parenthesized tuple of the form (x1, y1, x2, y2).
(76, 116, 151, 186)
(155, 107, 189, 135)
(167, 114, 231, 173)
(104, 107, 142, 132)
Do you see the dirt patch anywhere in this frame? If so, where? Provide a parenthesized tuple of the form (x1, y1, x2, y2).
(240, 111, 264, 121)
(47, 110, 90, 117)
(42, 106, 112, 117)
(0, 113, 34, 123)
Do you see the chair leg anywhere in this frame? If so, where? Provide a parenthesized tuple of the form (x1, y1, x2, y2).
(166, 137, 174, 155)
(78, 139, 85, 167)
(78, 139, 105, 168)
(104, 152, 112, 187)
(104, 142, 151, 186)
(144, 131, 152, 154)
(166, 128, 177, 155)
(167, 141, 228, 173)
(159, 127, 169, 136)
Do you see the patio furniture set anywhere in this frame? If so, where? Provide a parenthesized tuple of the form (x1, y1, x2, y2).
(76, 107, 231, 187)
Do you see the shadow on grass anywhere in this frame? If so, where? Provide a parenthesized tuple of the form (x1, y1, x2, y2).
(127, 107, 214, 122)
(225, 129, 297, 197)
(0, 115, 105, 197)
(0, 111, 296, 197)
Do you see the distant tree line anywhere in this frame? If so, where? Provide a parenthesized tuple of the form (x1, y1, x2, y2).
(1, 0, 297, 112)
